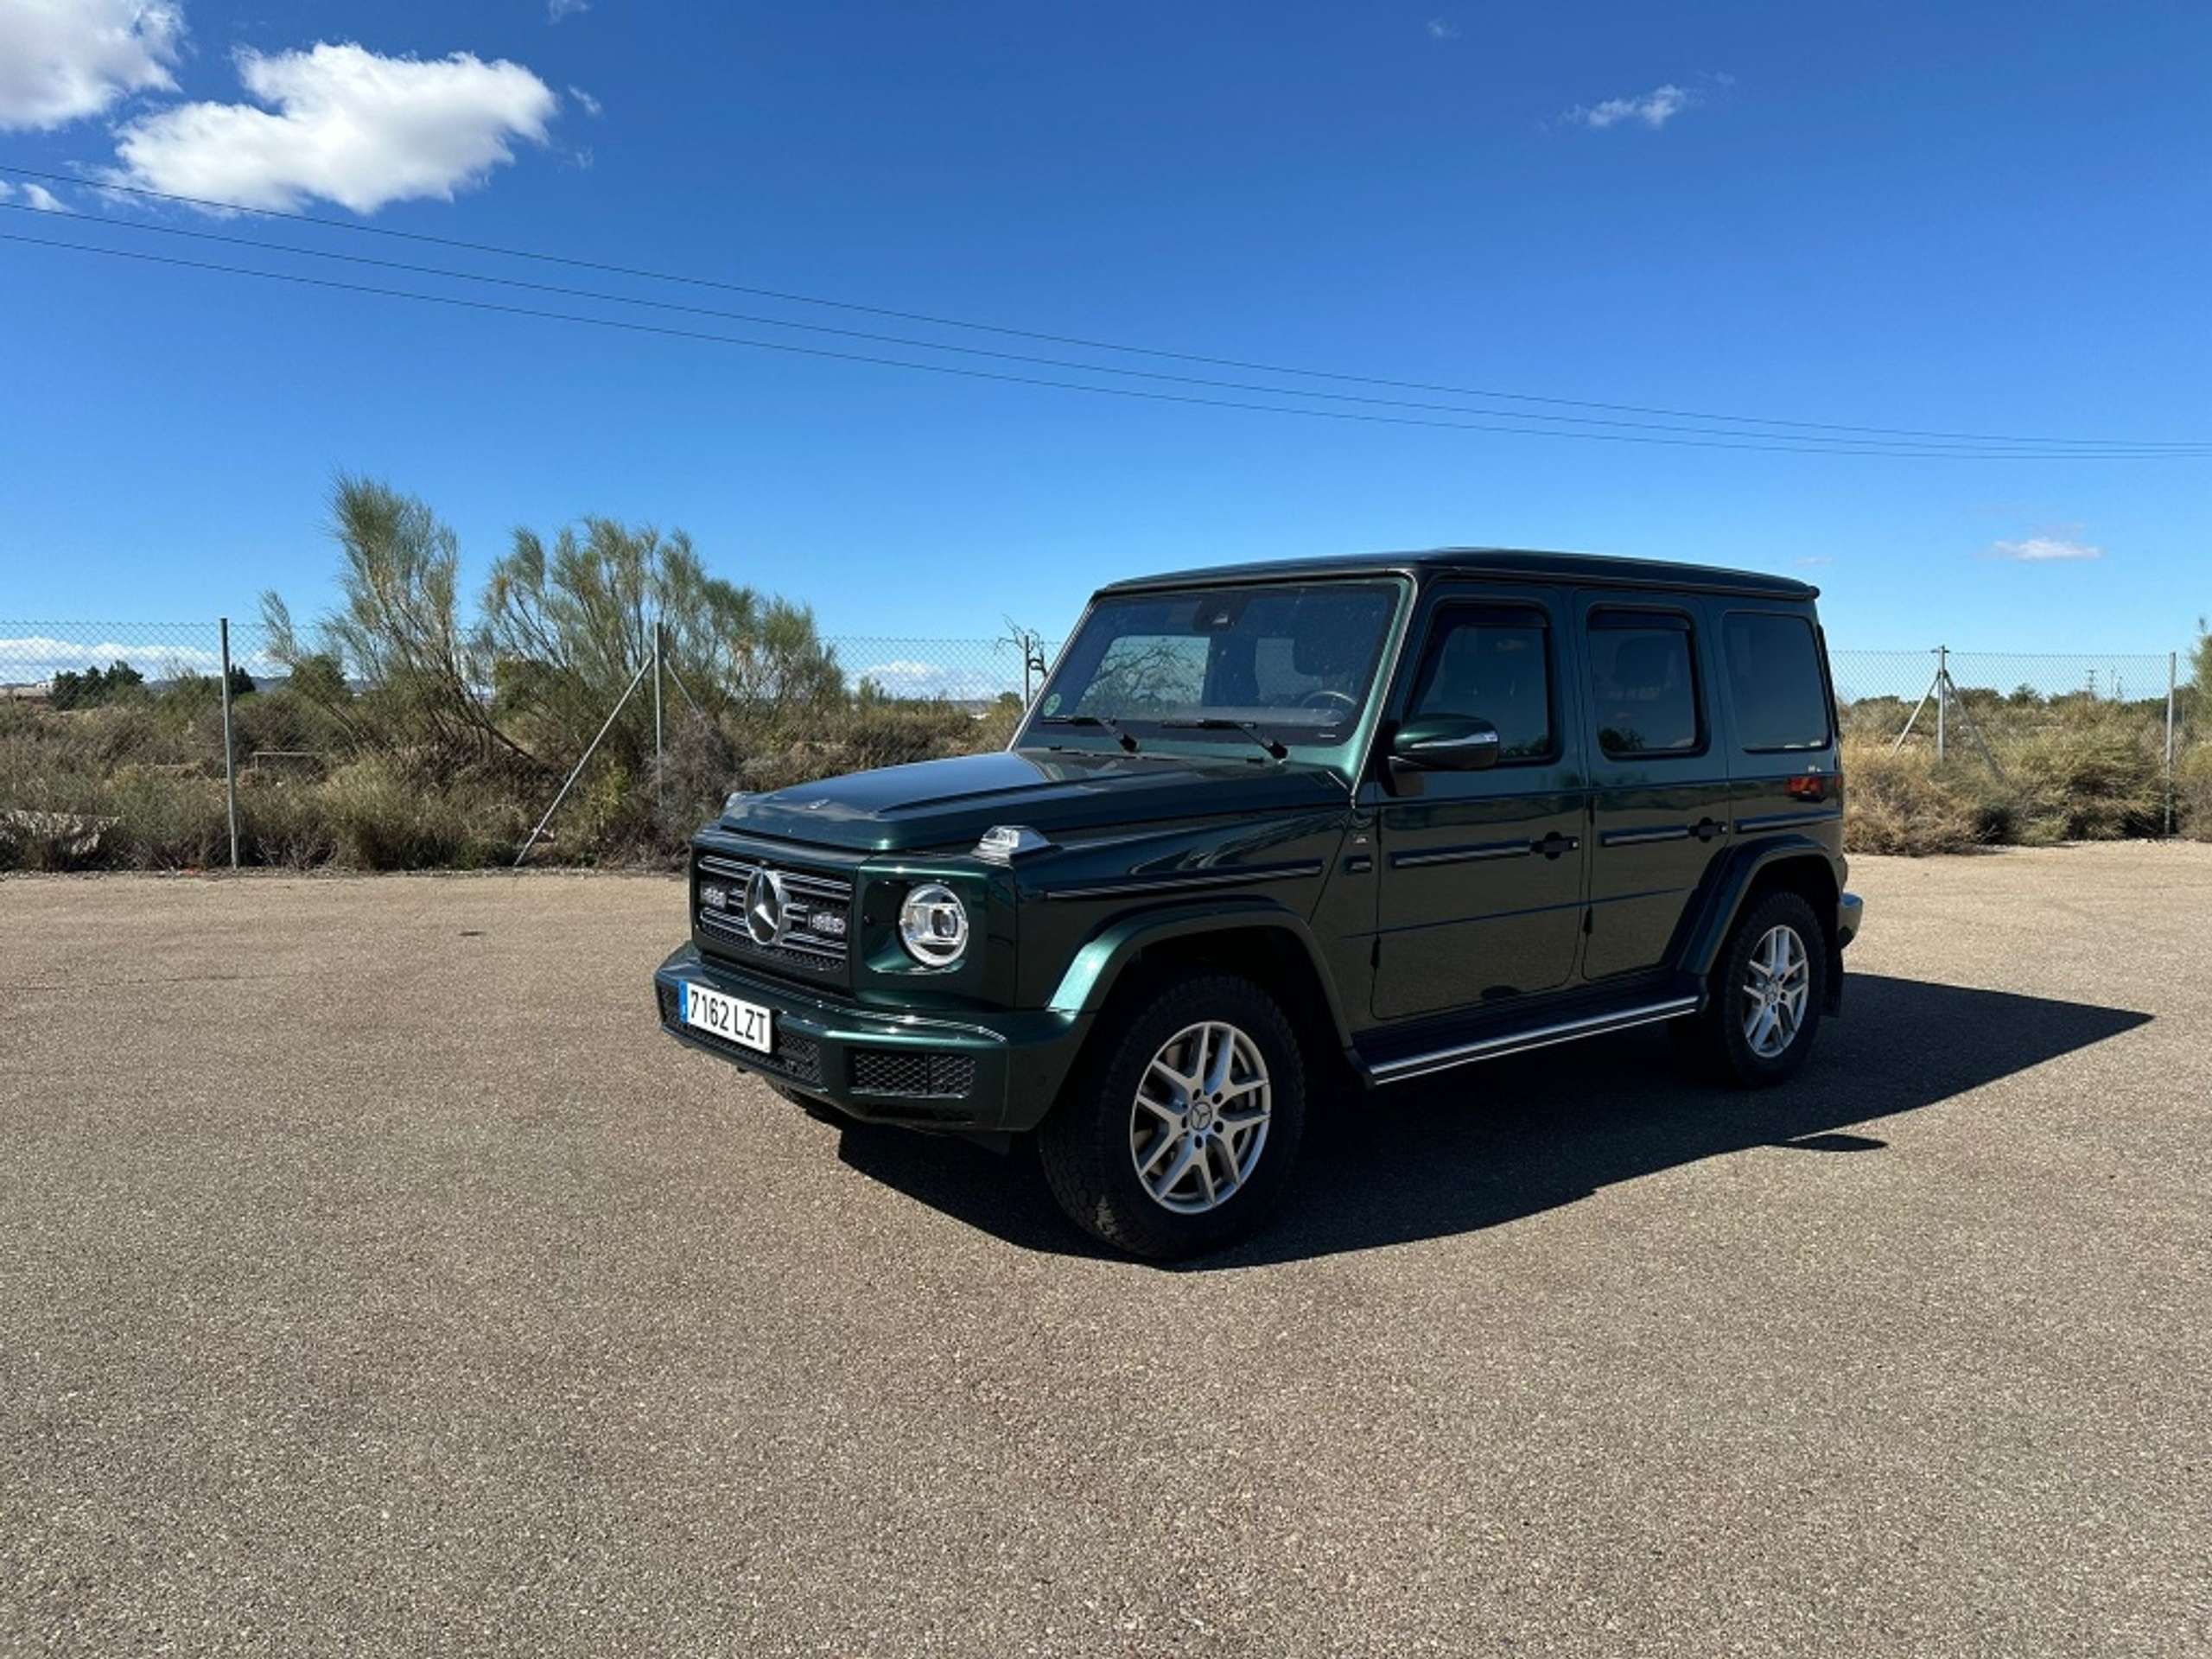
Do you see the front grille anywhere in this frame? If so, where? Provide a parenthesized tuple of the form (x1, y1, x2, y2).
(850, 1048, 977, 1101)
(694, 851, 854, 984)
(657, 981, 825, 1087)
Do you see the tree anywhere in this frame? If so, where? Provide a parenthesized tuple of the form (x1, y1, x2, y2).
(2193, 615, 2210, 698)
(263, 475, 525, 766)
(226, 664, 256, 697)
(49, 659, 142, 710)
(480, 517, 842, 768)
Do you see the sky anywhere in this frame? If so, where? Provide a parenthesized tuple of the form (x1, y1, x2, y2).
(0, 0, 2206, 668)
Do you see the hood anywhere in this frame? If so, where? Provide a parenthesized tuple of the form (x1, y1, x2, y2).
(717, 746, 1349, 853)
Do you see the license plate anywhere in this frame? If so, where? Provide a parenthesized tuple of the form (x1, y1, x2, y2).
(682, 982, 772, 1053)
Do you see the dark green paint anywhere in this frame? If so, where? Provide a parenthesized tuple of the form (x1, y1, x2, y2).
(656, 552, 1855, 1135)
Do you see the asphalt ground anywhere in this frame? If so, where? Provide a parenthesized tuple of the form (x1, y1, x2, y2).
(2, 843, 2206, 1657)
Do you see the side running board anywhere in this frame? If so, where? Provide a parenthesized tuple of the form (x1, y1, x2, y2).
(1364, 995, 1701, 1086)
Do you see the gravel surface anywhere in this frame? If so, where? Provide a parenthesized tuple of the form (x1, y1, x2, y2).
(3, 844, 2206, 1657)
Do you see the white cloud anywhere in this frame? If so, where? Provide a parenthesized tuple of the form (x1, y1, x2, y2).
(1566, 83, 1694, 130)
(1988, 536, 2103, 563)
(0, 633, 213, 683)
(1426, 18, 1459, 41)
(860, 659, 1020, 702)
(1795, 556, 1834, 567)
(569, 84, 601, 118)
(0, 0, 181, 131)
(110, 42, 560, 214)
(548, 0, 590, 20)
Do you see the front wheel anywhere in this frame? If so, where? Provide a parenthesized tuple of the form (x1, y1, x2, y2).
(1676, 891, 1827, 1086)
(1039, 972, 1306, 1260)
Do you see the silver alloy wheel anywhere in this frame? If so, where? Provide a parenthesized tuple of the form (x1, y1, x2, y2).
(1129, 1020, 1272, 1214)
(1742, 923, 1810, 1058)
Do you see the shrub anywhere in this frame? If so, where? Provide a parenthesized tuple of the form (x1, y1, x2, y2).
(1841, 738, 1981, 855)
(2001, 705, 2164, 843)
(2177, 745, 2212, 843)
(321, 754, 523, 870)
(99, 767, 234, 869)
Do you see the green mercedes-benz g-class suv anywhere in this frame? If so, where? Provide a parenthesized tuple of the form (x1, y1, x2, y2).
(655, 550, 1862, 1258)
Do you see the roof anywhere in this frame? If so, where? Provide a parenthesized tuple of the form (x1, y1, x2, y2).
(1099, 547, 1820, 601)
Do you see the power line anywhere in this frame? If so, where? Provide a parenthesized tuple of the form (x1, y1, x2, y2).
(3, 162, 2201, 454)
(11, 200, 2193, 457)
(5, 227, 2205, 460)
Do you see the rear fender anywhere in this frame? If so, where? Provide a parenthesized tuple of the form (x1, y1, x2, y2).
(1674, 835, 1847, 1013)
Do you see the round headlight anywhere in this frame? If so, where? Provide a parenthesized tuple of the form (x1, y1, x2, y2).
(898, 882, 969, 968)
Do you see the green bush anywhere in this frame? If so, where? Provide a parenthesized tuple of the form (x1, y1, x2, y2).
(321, 755, 524, 870)
(2001, 706, 2164, 843)
(2176, 745, 2212, 842)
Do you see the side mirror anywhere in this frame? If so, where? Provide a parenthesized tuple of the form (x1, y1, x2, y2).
(1390, 715, 1503, 773)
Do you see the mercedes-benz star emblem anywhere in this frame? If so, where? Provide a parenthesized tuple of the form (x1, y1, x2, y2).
(744, 868, 786, 946)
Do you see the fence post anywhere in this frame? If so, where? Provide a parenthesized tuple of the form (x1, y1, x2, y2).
(1935, 645, 1948, 763)
(219, 616, 239, 871)
(652, 615, 664, 818)
(2167, 651, 2179, 837)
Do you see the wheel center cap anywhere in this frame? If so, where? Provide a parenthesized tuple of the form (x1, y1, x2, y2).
(1189, 1101, 1214, 1132)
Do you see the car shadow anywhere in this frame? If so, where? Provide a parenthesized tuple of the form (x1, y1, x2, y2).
(829, 974, 2152, 1269)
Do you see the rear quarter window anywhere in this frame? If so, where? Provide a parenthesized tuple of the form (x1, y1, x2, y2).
(1722, 613, 1832, 752)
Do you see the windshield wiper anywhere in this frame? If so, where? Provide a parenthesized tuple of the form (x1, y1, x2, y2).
(1158, 717, 1288, 760)
(1036, 713, 1138, 753)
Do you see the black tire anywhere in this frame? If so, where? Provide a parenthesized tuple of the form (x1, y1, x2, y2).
(1677, 890, 1827, 1087)
(1039, 971, 1306, 1261)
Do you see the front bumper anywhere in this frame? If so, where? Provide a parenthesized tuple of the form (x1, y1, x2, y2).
(653, 943, 1090, 1134)
(1838, 890, 1865, 949)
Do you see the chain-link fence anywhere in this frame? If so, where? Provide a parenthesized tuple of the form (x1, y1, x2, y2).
(2, 619, 2204, 868)
(0, 618, 1055, 869)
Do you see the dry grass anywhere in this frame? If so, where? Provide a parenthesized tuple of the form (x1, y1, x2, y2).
(5, 677, 2204, 871)
(1840, 740, 1983, 855)
(0, 681, 1013, 873)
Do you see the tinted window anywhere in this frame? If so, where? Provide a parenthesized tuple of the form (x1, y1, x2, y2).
(1408, 606, 1554, 762)
(1588, 611, 1702, 756)
(1043, 582, 1398, 731)
(1723, 613, 1831, 751)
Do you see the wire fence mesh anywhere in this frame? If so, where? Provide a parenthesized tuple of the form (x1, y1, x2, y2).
(1, 618, 2203, 868)
(0, 618, 1058, 868)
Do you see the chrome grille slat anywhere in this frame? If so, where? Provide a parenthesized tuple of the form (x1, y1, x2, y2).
(698, 909, 843, 958)
(694, 848, 855, 983)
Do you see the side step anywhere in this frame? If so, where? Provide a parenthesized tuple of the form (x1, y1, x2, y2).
(1356, 979, 1703, 1087)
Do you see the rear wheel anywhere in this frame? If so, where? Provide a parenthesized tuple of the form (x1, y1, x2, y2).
(1039, 972, 1306, 1260)
(1677, 890, 1827, 1086)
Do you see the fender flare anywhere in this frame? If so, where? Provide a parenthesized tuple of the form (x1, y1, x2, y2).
(1046, 896, 1357, 1051)
(1675, 834, 1847, 1009)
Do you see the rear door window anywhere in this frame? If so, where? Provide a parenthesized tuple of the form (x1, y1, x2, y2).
(1721, 613, 1831, 752)
(1587, 609, 1703, 757)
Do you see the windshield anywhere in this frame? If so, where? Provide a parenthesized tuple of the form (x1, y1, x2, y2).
(1033, 582, 1400, 740)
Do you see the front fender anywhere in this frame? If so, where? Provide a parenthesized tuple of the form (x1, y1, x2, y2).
(1046, 896, 1357, 1051)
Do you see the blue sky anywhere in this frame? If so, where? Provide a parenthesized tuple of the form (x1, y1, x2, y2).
(0, 0, 2206, 657)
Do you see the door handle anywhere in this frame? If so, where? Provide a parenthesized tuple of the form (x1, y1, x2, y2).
(1694, 817, 1726, 842)
(1536, 831, 1580, 860)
